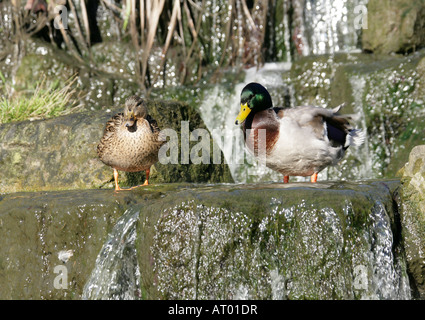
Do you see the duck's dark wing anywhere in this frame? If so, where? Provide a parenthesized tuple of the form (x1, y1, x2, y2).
(324, 115, 352, 148)
(146, 114, 161, 134)
(273, 107, 285, 119)
(285, 105, 356, 149)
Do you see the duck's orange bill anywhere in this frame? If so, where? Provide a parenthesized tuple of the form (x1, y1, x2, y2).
(235, 103, 251, 125)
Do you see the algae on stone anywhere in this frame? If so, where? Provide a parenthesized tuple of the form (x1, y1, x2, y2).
(0, 189, 133, 299)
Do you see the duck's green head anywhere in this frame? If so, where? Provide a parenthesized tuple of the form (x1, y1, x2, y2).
(124, 95, 147, 127)
(235, 82, 273, 125)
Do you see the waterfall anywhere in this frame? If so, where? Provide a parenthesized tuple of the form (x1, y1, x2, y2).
(302, 0, 368, 55)
(366, 201, 411, 299)
(82, 208, 141, 300)
(349, 75, 373, 179)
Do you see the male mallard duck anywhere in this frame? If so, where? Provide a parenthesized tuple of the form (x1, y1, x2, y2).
(97, 96, 164, 191)
(235, 82, 364, 183)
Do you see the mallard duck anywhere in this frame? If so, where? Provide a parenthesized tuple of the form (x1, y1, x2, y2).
(97, 96, 164, 191)
(235, 82, 364, 183)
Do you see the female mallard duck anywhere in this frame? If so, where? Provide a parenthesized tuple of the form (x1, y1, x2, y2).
(235, 82, 364, 183)
(97, 95, 164, 191)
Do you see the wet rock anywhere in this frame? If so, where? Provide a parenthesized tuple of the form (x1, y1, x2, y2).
(149, 181, 410, 300)
(0, 99, 232, 193)
(0, 181, 413, 299)
(362, 0, 425, 54)
(0, 188, 148, 299)
(399, 145, 425, 298)
(89, 42, 138, 80)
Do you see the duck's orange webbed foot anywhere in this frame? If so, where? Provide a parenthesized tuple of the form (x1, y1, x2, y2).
(127, 169, 150, 190)
(113, 169, 151, 191)
(128, 180, 148, 190)
(113, 168, 134, 192)
(311, 172, 318, 183)
(114, 187, 131, 192)
(283, 175, 289, 183)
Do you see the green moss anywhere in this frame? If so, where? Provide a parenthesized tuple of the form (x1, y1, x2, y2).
(143, 180, 408, 299)
(413, 159, 423, 175)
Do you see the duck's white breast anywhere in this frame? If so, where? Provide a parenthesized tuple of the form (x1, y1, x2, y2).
(264, 118, 342, 176)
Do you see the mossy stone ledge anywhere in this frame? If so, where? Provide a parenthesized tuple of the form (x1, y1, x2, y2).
(399, 145, 425, 299)
(0, 180, 416, 299)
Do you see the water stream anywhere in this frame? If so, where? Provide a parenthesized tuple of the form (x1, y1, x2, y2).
(82, 208, 141, 300)
(302, 0, 368, 55)
(349, 75, 373, 178)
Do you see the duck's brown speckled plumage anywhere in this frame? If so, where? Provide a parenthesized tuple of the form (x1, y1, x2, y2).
(97, 96, 164, 190)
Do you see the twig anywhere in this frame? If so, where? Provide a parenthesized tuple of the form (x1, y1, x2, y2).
(79, 0, 91, 47)
(141, 0, 166, 89)
(68, 0, 89, 50)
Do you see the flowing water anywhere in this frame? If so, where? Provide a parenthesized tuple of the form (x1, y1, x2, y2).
(302, 0, 368, 55)
(82, 208, 141, 300)
(349, 75, 374, 177)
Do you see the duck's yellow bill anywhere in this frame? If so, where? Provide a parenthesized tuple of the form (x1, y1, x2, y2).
(235, 103, 251, 125)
